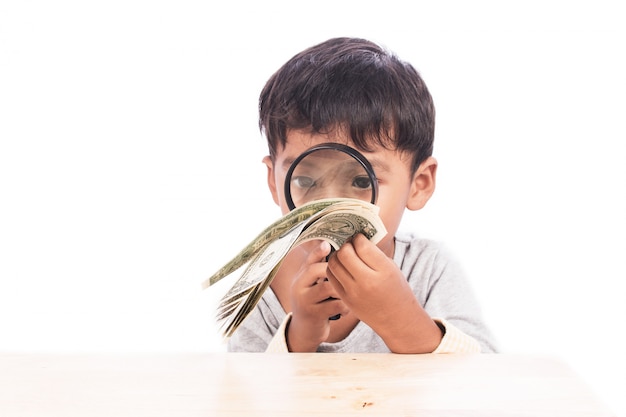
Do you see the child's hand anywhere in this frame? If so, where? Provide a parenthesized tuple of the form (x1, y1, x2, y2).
(326, 234, 442, 353)
(286, 241, 349, 352)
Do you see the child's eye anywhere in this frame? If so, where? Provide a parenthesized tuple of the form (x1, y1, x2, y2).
(292, 176, 315, 189)
(352, 176, 373, 190)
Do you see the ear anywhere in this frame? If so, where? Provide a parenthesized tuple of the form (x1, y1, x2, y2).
(262, 156, 280, 206)
(406, 156, 437, 211)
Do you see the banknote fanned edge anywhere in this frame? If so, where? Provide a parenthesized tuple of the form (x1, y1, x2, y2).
(201, 198, 345, 289)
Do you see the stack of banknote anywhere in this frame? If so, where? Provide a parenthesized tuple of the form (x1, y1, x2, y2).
(202, 198, 387, 338)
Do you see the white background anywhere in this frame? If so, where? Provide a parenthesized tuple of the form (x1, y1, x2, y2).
(1, 1, 624, 415)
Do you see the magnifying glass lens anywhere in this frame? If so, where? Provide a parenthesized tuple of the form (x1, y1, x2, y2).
(285, 144, 378, 210)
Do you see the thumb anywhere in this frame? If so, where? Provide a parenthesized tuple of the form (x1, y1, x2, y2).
(307, 240, 332, 264)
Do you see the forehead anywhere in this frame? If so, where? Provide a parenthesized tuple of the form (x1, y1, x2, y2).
(277, 129, 409, 174)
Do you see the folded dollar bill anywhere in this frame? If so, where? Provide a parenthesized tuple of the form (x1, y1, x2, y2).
(202, 198, 387, 338)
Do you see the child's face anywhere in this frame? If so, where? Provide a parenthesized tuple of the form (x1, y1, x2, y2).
(263, 129, 437, 258)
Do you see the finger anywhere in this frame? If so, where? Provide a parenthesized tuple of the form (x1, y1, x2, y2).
(310, 278, 342, 302)
(328, 239, 361, 281)
(318, 297, 349, 319)
(292, 241, 332, 288)
(337, 233, 387, 273)
(325, 265, 347, 299)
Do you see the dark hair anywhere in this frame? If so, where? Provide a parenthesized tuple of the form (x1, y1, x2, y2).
(259, 37, 435, 174)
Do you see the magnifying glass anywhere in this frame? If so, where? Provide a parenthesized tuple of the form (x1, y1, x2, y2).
(283, 143, 379, 321)
(284, 143, 378, 211)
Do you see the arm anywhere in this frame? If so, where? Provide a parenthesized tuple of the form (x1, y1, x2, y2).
(326, 234, 493, 353)
(326, 234, 442, 353)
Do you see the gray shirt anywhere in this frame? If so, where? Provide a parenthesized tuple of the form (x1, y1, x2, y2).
(227, 232, 498, 353)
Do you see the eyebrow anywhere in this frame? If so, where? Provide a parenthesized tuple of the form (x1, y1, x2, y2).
(366, 157, 390, 174)
(282, 158, 297, 170)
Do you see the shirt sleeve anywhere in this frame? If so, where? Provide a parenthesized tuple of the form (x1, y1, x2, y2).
(265, 312, 291, 353)
(432, 317, 482, 353)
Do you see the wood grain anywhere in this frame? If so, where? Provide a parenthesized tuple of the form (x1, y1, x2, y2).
(0, 353, 614, 416)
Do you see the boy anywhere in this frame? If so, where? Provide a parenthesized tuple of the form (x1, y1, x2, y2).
(227, 37, 497, 353)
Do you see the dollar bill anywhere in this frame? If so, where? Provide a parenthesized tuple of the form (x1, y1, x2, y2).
(203, 198, 387, 338)
(201, 198, 344, 289)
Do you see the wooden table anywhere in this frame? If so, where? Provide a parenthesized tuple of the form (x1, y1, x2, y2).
(0, 353, 613, 416)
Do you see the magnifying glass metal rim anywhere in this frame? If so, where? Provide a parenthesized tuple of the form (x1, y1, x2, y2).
(283, 142, 379, 211)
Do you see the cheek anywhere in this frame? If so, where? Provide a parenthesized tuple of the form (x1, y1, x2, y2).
(373, 204, 404, 258)
(378, 204, 405, 236)
(278, 201, 291, 215)
(272, 170, 291, 214)
(375, 184, 411, 235)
